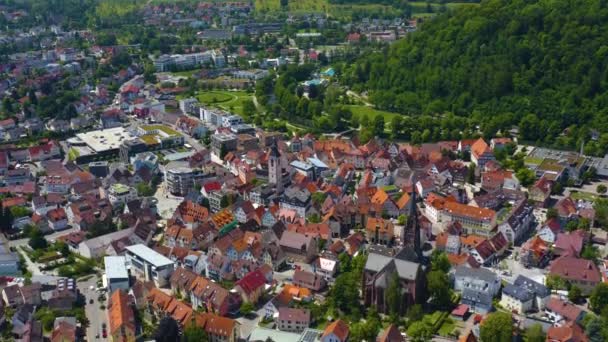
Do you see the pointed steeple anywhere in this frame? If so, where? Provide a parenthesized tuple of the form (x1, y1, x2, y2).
(269, 137, 281, 158)
(407, 177, 422, 262)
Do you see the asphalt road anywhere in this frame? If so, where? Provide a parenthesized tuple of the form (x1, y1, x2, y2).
(7, 227, 80, 249)
(79, 275, 109, 342)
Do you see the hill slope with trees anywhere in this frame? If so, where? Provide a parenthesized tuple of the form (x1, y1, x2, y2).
(342, 0, 608, 154)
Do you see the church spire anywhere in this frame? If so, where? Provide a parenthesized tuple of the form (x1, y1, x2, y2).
(407, 175, 422, 262)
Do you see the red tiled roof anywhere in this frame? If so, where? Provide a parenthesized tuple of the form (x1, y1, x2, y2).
(549, 256, 601, 284)
(444, 201, 496, 221)
(108, 289, 135, 337)
(2, 196, 26, 208)
(235, 269, 266, 296)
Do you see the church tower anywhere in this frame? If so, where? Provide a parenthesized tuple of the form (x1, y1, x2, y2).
(268, 139, 282, 192)
(403, 176, 423, 263)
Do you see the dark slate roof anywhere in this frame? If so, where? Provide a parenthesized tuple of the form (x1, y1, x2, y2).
(513, 275, 550, 298)
(462, 288, 493, 306)
(502, 283, 534, 302)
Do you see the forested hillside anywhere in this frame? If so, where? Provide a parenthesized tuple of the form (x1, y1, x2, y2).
(342, 0, 608, 155)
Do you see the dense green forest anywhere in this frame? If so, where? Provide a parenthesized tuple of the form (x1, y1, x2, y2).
(342, 0, 608, 155)
(0, 0, 144, 29)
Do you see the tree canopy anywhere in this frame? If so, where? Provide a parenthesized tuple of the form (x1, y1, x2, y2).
(480, 312, 513, 342)
(344, 0, 608, 155)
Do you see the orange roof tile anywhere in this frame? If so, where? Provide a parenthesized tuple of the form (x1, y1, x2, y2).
(323, 319, 349, 341)
(444, 202, 496, 221)
(396, 192, 411, 209)
(471, 138, 492, 159)
(108, 290, 135, 337)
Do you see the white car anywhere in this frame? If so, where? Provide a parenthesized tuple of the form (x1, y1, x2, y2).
(89, 285, 95, 290)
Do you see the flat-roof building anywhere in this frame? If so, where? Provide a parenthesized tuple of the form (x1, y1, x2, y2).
(125, 244, 175, 287)
(211, 133, 237, 157)
(74, 127, 137, 154)
(69, 127, 139, 164)
(164, 161, 204, 196)
(105, 256, 129, 293)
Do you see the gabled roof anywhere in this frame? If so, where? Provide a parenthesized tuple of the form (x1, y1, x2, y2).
(549, 255, 600, 284)
(395, 192, 411, 210)
(108, 289, 135, 337)
(545, 297, 584, 322)
(471, 138, 492, 159)
(377, 324, 404, 342)
(235, 269, 267, 296)
(554, 230, 585, 256)
(322, 319, 349, 341)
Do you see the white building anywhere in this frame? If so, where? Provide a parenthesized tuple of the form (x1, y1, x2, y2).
(78, 229, 135, 259)
(105, 256, 129, 293)
(125, 244, 175, 287)
(105, 183, 138, 206)
(221, 115, 243, 128)
(499, 275, 550, 314)
(453, 266, 501, 296)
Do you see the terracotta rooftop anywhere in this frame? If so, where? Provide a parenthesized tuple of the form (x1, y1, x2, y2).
(444, 201, 496, 221)
(322, 319, 349, 341)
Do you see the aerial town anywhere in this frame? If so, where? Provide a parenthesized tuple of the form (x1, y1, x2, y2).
(0, 1, 606, 342)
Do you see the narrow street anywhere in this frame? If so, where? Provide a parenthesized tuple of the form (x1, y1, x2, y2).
(79, 275, 108, 342)
(16, 246, 43, 276)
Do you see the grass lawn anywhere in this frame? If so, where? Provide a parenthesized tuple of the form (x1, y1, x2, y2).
(347, 105, 403, 125)
(142, 124, 180, 136)
(524, 156, 544, 165)
(570, 191, 598, 202)
(196, 92, 234, 104)
(438, 319, 456, 336)
(195, 90, 255, 116)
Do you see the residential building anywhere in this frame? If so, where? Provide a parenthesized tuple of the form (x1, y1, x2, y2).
(165, 162, 203, 196)
(211, 133, 238, 157)
(546, 323, 588, 342)
(454, 266, 500, 314)
(497, 199, 535, 244)
(443, 202, 496, 237)
(77, 228, 134, 258)
(365, 217, 395, 246)
(279, 187, 311, 218)
(499, 275, 550, 314)
(293, 269, 326, 292)
(108, 289, 136, 342)
(105, 183, 138, 206)
(470, 138, 495, 169)
(279, 231, 317, 263)
(234, 269, 267, 304)
(321, 319, 349, 342)
(189, 275, 241, 316)
(377, 324, 404, 342)
(545, 297, 585, 326)
(125, 244, 175, 287)
(549, 256, 601, 295)
(277, 308, 310, 333)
